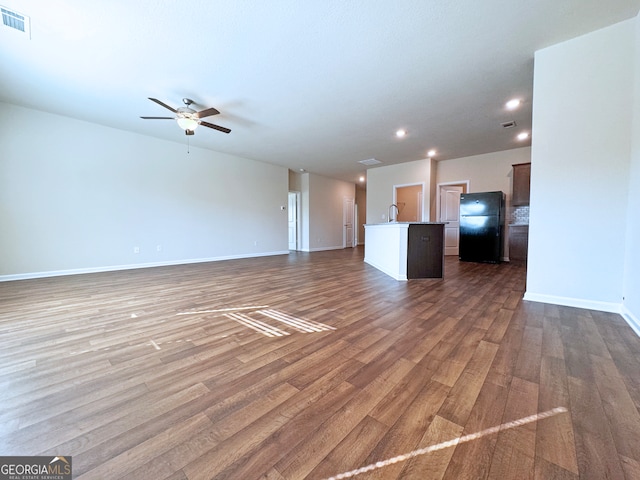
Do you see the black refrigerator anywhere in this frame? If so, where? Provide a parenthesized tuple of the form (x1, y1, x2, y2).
(459, 191, 505, 263)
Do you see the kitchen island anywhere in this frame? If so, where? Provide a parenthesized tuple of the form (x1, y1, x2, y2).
(364, 222, 446, 281)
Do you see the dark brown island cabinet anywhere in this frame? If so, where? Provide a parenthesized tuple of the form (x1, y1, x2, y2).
(407, 223, 445, 278)
(509, 162, 531, 265)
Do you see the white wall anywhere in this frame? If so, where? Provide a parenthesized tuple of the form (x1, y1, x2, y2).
(435, 147, 531, 200)
(526, 19, 635, 312)
(288, 169, 302, 192)
(366, 158, 432, 225)
(303, 173, 355, 251)
(622, 18, 640, 332)
(0, 103, 289, 278)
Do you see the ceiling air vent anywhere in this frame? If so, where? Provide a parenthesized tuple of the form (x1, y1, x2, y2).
(501, 121, 517, 129)
(1, 6, 30, 37)
(358, 158, 382, 166)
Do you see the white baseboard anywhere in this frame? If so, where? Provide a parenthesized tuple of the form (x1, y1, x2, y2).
(621, 305, 640, 337)
(0, 250, 290, 282)
(303, 245, 346, 252)
(523, 292, 640, 338)
(523, 291, 621, 314)
(363, 258, 407, 281)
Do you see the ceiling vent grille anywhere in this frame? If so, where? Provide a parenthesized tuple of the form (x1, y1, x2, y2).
(1, 6, 30, 37)
(501, 121, 517, 129)
(358, 158, 382, 166)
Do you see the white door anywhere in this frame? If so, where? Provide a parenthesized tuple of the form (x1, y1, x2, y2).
(439, 185, 463, 256)
(288, 192, 298, 250)
(343, 197, 354, 248)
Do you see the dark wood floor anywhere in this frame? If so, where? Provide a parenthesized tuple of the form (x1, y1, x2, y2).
(2, 247, 640, 479)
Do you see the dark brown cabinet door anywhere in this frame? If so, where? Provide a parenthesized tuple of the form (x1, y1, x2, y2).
(512, 163, 531, 206)
(407, 224, 444, 278)
(509, 225, 529, 264)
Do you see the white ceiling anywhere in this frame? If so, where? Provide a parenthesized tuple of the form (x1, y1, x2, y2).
(1, 1, 639, 183)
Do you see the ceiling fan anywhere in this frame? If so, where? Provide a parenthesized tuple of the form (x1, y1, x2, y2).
(140, 97, 231, 135)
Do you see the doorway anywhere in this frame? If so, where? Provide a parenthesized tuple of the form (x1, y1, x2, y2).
(436, 182, 468, 256)
(343, 197, 355, 248)
(288, 192, 300, 250)
(394, 183, 425, 222)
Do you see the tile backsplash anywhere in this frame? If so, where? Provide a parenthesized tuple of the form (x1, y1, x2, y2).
(511, 205, 530, 225)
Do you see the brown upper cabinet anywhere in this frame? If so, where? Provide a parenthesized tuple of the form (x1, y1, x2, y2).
(512, 163, 531, 206)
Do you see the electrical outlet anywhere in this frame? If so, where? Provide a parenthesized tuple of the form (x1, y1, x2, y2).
(254, 240, 258, 246)
(133, 246, 140, 254)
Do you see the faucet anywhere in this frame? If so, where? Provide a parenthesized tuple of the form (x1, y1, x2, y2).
(388, 204, 399, 222)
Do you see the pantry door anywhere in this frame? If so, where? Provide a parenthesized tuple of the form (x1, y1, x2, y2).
(438, 184, 465, 256)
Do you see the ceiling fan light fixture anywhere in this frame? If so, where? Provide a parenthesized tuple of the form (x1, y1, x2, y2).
(177, 116, 199, 131)
(141, 98, 230, 134)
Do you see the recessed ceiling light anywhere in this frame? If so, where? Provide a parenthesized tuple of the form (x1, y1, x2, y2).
(359, 176, 365, 182)
(427, 149, 436, 157)
(517, 132, 529, 141)
(506, 99, 521, 110)
(396, 129, 407, 138)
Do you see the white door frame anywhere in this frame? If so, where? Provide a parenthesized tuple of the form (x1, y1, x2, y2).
(393, 182, 426, 221)
(435, 180, 469, 221)
(354, 203, 359, 246)
(436, 180, 469, 256)
(343, 197, 355, 248)
(288, 191, 301, 251)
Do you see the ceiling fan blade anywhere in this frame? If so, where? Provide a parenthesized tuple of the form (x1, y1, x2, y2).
(185, 129, 195, 136)
(140, 116, 174, 120)
(196, 107, 220, 119)
(200, 121, 231, 134)
(148, 98, 177, 113)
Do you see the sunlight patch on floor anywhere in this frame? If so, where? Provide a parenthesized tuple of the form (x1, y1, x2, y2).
(324, 407, 568, 480)
(256, 309, 336, 333)
(176, 305, 270, 315)
(224, 312, 290, 337)
(177, 305, 336, 337)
